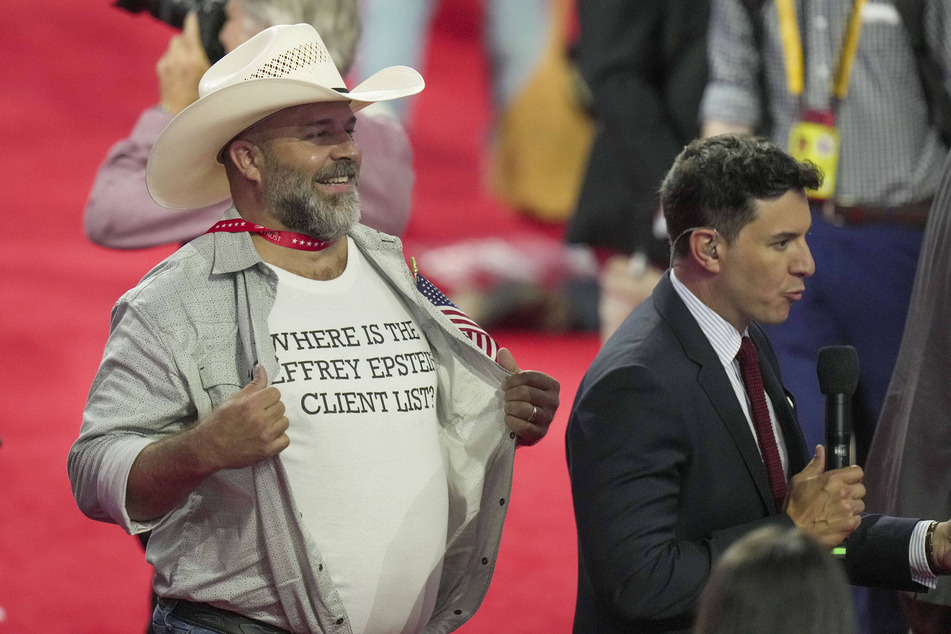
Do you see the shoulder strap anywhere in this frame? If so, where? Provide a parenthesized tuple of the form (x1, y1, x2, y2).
(744, 0, 951, 146)
(894, 0, 951, 146)
(740, 0, 775, 136)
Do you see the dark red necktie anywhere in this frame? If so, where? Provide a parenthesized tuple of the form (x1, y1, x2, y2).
(736, 336, 787, 512)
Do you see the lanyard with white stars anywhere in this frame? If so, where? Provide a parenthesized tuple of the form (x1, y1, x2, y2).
(204, 219, 335, 252)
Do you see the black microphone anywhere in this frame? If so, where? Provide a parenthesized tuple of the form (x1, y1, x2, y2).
(817, 346, 860, 470)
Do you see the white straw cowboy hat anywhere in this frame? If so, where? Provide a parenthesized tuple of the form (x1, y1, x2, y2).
(147, 23, 424, 209)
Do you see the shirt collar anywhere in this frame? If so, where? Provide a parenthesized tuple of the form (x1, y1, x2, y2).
(208, 207, 265, 275)
(669, 269, 748, 365)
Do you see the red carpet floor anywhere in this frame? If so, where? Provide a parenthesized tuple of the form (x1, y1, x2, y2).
(0, 0, 601, 632)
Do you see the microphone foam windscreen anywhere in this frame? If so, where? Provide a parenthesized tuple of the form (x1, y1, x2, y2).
(817, 345, 860, 395)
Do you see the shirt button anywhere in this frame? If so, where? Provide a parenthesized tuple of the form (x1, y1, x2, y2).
(814, 15, 828, 30)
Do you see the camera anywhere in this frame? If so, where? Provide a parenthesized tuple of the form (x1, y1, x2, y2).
(114, 0, 228, 62)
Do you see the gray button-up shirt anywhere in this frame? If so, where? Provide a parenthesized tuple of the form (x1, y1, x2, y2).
(68, 209, 516, 633)
(701, 0, 951, 206)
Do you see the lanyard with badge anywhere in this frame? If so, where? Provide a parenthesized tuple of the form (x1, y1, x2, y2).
(779, 0, 867, 199)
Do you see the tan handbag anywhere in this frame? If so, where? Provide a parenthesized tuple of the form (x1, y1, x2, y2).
(487, 0, 593, 223)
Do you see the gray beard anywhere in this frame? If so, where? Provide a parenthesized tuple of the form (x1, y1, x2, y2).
(261, 154, 361, 242)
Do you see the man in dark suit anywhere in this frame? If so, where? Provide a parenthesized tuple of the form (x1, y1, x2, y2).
(566, 134, 951, 633)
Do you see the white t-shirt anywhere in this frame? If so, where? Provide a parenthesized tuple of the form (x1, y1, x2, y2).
(266, 239, 447, 634)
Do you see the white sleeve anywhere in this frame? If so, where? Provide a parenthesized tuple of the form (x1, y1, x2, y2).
(98, 436, 162, 534)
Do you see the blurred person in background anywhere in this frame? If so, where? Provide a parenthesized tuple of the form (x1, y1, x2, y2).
(693, 526, 856, 634)
(355, 0, 550, 125)
(566, 0, 709, 341)
(865, 153, 951, 633)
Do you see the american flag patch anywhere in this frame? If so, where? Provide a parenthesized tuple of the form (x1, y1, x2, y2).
(415, 271, 499, 362)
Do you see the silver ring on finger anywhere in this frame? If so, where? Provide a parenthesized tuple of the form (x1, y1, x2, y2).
(527, 405, 538, 424)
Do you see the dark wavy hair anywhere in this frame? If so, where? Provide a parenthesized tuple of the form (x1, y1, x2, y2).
(660, 134, 822, 260)
(692, 526, 856, 634)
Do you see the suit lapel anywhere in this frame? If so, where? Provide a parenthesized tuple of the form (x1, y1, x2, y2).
(653, 275, 776, 511)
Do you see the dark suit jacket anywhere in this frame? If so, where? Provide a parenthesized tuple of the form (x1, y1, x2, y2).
(566, 0, 708, 261)
(566, 273, 925, 633)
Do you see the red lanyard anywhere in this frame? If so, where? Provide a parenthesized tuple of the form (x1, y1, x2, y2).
(205, 219, 335, 252)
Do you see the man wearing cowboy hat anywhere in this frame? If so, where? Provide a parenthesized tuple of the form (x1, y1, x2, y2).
(84, 1, 417, 250)
(68, 23, 559, 634)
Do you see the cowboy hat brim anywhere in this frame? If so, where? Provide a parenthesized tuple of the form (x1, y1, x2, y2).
(147, 66, 423, 210)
